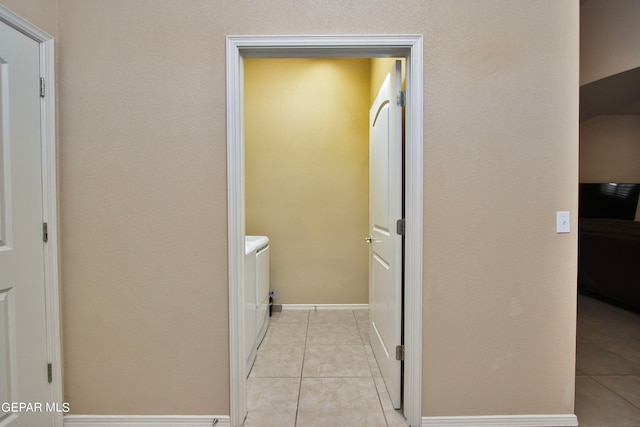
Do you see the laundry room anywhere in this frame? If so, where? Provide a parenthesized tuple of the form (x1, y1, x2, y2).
(243, 57, 401, 306)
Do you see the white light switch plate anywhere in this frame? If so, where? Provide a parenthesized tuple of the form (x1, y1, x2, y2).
(556, 211, 570, 233)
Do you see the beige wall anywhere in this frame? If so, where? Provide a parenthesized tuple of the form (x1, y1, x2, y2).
(244, 58, 370, 304)
(421, 1, 578, 415)
(581, 0, 640, 85)
(14, 0, 577, 418)
(580, 115, 640, 183)
(56, 0, 229, 414)
(1, 0, 57, 37)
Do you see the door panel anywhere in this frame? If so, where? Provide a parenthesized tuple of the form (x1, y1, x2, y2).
(368, 60, 403, 409)
(0, 288, 17, 409)
(0, 20, 49, 427)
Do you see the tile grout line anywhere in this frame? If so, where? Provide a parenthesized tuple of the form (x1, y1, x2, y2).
(576, 296, 640, 423)
(357, 309, 392, 426)
(586, 373, 640, 411)
(255, 308, 399, 426)
(373, 377, 391, 427)
(293, 310, 309, 427)
(360, 307, 390, 426)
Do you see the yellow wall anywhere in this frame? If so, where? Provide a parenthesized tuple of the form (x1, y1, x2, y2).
(370, 58, 405, 104)
(580, 115, 640, 183)
(244, 58, 370, 304)
(6, 0, 578, 418)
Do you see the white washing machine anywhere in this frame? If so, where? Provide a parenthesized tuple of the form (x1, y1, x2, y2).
(244, 235, 270, 376)
(244, 238, 258, 377)
(247, 236, 270, 347)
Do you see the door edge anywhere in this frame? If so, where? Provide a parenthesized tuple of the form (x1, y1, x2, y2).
(0, 6, 62, 427)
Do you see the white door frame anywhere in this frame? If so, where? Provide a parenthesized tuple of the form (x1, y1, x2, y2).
(0, 6, 62, 427)
(226, 35, 423, 427)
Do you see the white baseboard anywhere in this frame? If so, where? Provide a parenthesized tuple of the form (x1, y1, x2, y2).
(62, 412, 578, 427)
(422, 414, 578, 427)
(63, 415, 230, 426)
(281, 303, 369, 310)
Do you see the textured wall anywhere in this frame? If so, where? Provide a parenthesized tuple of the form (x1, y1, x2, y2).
(1, 0, 57, 36)
(580, 115, 640, 183)
(56, 0, 229, 414)
(581, 0, 640, 85)
(245, 58, 370, 304)
(52, 0, 578, 418)
(421, 1, 578, 415)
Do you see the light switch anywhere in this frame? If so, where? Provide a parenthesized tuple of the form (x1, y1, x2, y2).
(556, 211, 570, 233)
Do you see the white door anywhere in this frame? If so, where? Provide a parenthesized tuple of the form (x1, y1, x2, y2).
(0, 20, 50, 426)
(368, 60, 403, 409)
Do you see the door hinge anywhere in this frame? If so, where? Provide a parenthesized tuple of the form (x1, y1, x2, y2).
(396, 218, 405, 236)
(396, 90, 405, 107)
(42, 222, 48, 243)
(47, 363, 52, 383)
(40, 77, 45, 98)
(395, 345, 405, 361)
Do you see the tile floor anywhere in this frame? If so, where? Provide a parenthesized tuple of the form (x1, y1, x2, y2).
(576, 294, 640, 427)
(244, 297, 640, 427)
(243, 308, 408, 427)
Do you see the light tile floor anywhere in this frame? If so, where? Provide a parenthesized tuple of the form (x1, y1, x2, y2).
(243, 308, 408, 427)
(244, 298, 640, 427)
(576, 295, 640, 427)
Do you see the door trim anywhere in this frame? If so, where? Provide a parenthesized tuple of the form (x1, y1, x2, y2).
(226, 35, 423, 427)
(0, 6, 62, 427)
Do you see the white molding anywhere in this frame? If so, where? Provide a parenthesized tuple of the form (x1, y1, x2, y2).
(0, 6, 62, 427)
(226, 34, 423, 427)
(228, 34, 421, 58)
(422, 415, 579, 427)
(281, 304, 369, 310)
(404, 35, 424, 427)
(63, 415, 230, 427)
(40, 31, 62, 427)
(0, 4, 52, 41)
(226, 35, 247, 427)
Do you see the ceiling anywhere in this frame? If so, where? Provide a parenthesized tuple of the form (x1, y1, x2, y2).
(580, 67, 640, 122)
(579, 0, 640, 121)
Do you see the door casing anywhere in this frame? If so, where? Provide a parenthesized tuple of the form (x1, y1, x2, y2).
(0, 5, 61, 427)
(226, 35, 423, 427)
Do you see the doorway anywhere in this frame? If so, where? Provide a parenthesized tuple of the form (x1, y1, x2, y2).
(226, 35, 424, 427)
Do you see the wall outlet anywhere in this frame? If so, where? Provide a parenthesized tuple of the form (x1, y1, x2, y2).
(556, 211, 570, 233)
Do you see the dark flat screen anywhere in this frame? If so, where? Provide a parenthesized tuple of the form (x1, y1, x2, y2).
(579, 183, 640, 220)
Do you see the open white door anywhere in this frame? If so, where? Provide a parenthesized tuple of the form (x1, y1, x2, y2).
(0, 19, 51, 427)
(368, 60, 403, 409)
